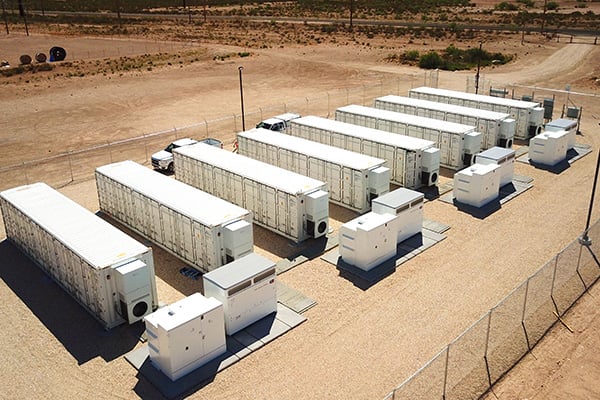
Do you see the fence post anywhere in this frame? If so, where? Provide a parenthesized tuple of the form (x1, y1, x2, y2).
(442, 344, 450, 400)
(233, 114, 237, 132)
(575, 244, 588, 291)
(521, 279, 533, 353)
(550, 255, 561, 316)
(483, 311, 493, 390)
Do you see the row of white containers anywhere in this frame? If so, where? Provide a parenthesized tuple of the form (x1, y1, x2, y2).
(0, 182, 159, 329)
(174, 143, 330, 243)
(288, 116, 440, 188)
(374, 95, 516, 150)
(237, 128, 390, 213)
(96, 160, 254, 273)
(408, 86, 545, 140)
(335, 104, 482, 170)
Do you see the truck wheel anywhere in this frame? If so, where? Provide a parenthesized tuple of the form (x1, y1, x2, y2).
(167, 163, 174, 173)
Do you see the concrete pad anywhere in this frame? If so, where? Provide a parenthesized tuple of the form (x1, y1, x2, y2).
(277, 281, 317, 314)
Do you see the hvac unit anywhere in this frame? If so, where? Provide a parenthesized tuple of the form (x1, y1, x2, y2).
(222, 220, 253, 263)
(305, 189, 329, 238)
(114, 259, 153, 324)
(529, 130, 569, 166)
(144, 293, 226, 381)
(453, 163, 501, 208)
(339, 212, 398, 271)
(203, 253, 277, 335)
(368, 166, 392, 200)
(528, 108, 545, 137)
(421, 147, 441, 186)
(475, 147, 516, 187)
(566, 106, 580, 119)
(543, 98, 554, 120)
(498, 118, 516, 148)
(371, 188, 424, 244)
(462, 131, 483, 166)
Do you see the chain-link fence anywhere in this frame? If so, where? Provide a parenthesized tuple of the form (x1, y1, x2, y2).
(0, 73, 438, 192)
(386, 220, 600, 400)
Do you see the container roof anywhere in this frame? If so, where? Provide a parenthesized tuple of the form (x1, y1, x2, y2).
(175, 143, 326, 195)
(0, 182, 148, 269)
(95, 161, 250, 227)
(203, 253, 276, 289)
(410, 86, 541, 108)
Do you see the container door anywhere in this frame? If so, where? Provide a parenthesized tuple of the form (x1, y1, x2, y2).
(264, 186, 277, 229)
(267, 143, 278, 166)
(446, 112, 460, 124)
(331, 132, 344, 148)
(342, 167, 352, 205)
(280, 148, 292, 171)
(149, 199, 161, 242)
(295, 153, 308, 176)
(353, 170, 366, 209)
(179, 216, 194, 263)
(347, 136, 361, 153)
(203, 225, 216, 268)
(160, 206, 175, 251)
(378, 143, 395, 182)
(326, 163, 342, 203)
(405, 151, 417, 188)
(362, 140, 377, 158)
(192, 221, 206, 268)
(407, 125, 423, 139)
(282, 195, 295, 240)
(243, 179, 257, 217)
(232, 174, 244, 206)
(309, 157, 324, 182)
(277, 192, 289, 235)
(439, 132, 451, 167)
(132, 191, 148, 236)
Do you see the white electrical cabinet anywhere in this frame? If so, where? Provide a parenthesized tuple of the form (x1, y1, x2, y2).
(144, 293, 226, 381)
(0, 182, 158, 329)
(375, 95, 516, 150)
(529, 130, 569, 166)
(453, 163, 501, 208)
(237, 128, 390, 214)
(408, 86, 545, 140)
(95, 161, 253, 273)
(545, 118, 578, 149)
(339, 212, 398, 271)
(289, 116, 440, 188)
(203, 253, 277, 335)
(335, 104, 482, 170)
(174, 143, 330, 243)
(371, 188, 424, 244)
(475, 147, 516, 187)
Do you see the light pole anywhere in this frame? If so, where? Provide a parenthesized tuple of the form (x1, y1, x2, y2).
(239, 66, 245, 131)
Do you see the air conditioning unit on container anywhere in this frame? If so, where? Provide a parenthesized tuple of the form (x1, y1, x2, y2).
(421, 147, 440, 186)
(113, 259, 153, 324)
(305, 189, 329, 238)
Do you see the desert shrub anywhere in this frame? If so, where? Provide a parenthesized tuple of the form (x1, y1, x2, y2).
(419, 51, 446, 69)
(495, 2, 519, 11)
(546, 1, 559, 10)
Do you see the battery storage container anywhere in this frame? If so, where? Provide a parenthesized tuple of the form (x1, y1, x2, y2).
(237, 128, 390, 213)
(289, 116, 440, 188)
(174, 143, 330, 243)
(374, 95, 516, 150)
(95, 160, 253, 273)
(144, 293, 226, 381)
(475, 147, 516, 187)
(0, 182, 158, 329)
(203, 252, 277, 335)
(335, 104, 482, 170)
(408, 86, 544, 140)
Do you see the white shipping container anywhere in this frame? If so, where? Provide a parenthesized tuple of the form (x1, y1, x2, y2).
(375, 95, 516, 150)
(145, 293, 226, 381)
(529, 130, 569, 166)
(409, 86, 544, 140)
(339, 212, 398, 271)
(335, 104, 482, 170)
(371, 188, 424, 244)
(95, 160, 253, 273)
(475, 147, 516, 187)
(544, 118, 578, 149)
(289, 116, 440, 188)
(237, 128, 390, 213)
(453, 163, 501, 208)
(0, 182, 158, 329)
(174, 143, 330, 243)
(203, 253, 277, 335)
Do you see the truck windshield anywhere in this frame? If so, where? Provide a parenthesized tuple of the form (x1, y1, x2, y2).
(256, 122, 273, 130)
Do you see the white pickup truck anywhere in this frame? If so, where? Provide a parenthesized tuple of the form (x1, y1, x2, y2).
(255, 113, 301, 132)
(151, 137, 222, 172)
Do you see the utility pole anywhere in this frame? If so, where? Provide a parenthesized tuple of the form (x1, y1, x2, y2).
(115, 0, 122, 28)
(239, 66, 246, 132)
(349, 0, 354, 31)
(18, 0, 28, 36)
(541, 0, 548, 34)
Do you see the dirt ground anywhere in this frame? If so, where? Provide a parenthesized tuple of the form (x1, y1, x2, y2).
(1, 14, 600, 400)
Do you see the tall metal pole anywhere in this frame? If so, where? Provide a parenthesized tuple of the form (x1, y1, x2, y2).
(580, 147, 600, 246)
(475, 41, 482, 94)
(2, 0, 9, 35)
(349, 0, 354, 30)
(239, 66, 246, 132)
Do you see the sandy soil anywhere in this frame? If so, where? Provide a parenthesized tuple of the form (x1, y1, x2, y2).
(1, 17, 600, 400)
